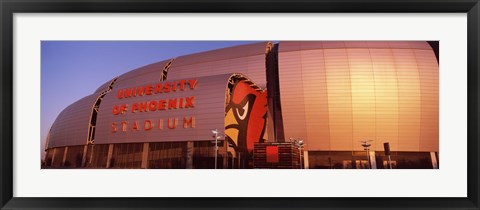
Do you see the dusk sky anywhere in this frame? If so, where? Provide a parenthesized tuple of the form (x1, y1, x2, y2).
(41, 41, 259, 156)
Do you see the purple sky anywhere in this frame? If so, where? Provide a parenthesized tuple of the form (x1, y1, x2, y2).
(41, 41, 259, 156)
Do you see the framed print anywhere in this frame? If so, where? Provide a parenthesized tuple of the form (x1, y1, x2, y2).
(1, 0, 479, 209)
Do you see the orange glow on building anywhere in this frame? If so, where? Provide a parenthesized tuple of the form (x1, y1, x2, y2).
(44, 41, 439, 169)
(278, 42, 438, 168)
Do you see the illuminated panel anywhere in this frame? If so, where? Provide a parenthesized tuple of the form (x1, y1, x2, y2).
(416, 49, 439, 151)
(348, 49, 377, 151)
(301, 50, 331, 150)
(266, 146, 279, 163)
(370, 48, 399, 151)
(392, 49, 422, 151)
(324, 48, 354, 151)
(278, 41, 438, 152)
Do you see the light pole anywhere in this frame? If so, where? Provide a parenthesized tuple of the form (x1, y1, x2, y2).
(384, 142, 392, 169)
(290, 138, 305, 169)
(360, 140, 373, 169)
(211, 129, 223, 169)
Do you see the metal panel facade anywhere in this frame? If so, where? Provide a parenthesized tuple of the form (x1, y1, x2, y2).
(94, 74, 236, 144)
(48, 42, 269, 148)
(94, 60, 172, 93)
(94, 80, 112, 94)
(113, 60, 172, 89)
(167, 42, 269, 88)
(47, 94, 98, 148)
(278, 41, 439, 152)
(47, 41, 438, 155)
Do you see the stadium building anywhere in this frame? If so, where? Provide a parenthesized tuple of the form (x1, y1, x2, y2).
(43, 41, 439, 169)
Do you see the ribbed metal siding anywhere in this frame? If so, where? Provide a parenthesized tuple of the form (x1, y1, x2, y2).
(94, 74, 238, 144)
(167, 42, 268, 88)
(47, 94, 98, 148)
(94, 80, 112, 94)
(49, 41, 269, 148)
(93, 60, 171, 94)
(278, 41, 438, 152)
(113, 60, 172, 89)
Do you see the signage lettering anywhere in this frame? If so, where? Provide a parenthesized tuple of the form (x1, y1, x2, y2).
(110, 117, 194, 132)
(117, 79, 197, 99)
(124, 97, 195, 114)
(110, 78, 198, 133)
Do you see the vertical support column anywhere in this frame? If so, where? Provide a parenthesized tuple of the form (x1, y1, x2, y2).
(81, 145, 88, 167)
(51, 148, 57, 166)
(303, 150, 309, 169)
(42, 150, 47, 167)
(430, 151, 439, 169)
(238, 152, 242, 169)
(185, 141, 194, 169)
(61, 146, 69, 167)
(106, 144, 114, 168)
(223, 140, 228, 169)
(141, 143, 149, 169)
(89, 145, 95, 166)
(369, 151, 377, 169)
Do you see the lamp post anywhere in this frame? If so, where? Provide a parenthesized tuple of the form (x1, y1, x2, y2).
(360, 140, 373, 169)
(384, 142, 392, 169)
(211, 129, 223, 169)
(290, 138, 305, 169)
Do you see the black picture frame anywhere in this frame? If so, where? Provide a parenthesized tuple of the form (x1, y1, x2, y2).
(1, 0, 479, 209)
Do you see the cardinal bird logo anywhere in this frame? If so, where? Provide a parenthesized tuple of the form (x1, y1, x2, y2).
(225, 80, 268, 153)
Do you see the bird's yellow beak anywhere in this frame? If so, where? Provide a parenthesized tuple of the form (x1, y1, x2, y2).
(224, 108, 239, 146)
